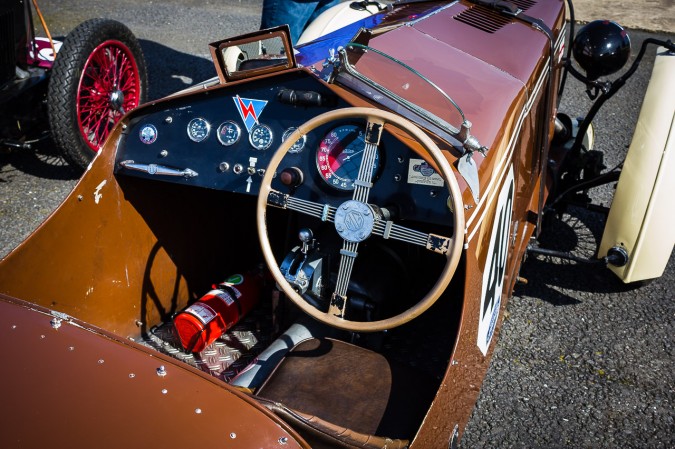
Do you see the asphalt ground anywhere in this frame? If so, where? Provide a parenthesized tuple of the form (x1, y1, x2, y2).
(0, 1, 673, 448)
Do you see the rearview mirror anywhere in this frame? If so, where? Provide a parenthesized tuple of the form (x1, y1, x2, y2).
(209, 26, 296, 83)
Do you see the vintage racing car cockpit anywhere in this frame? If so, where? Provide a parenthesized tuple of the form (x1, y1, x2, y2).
(1, 1, 673, 448)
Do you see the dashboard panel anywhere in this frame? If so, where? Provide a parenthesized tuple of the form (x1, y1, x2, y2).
(115, 71, 453, 226)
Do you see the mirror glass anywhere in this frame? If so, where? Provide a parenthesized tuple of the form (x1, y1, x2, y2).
(220, 35, 290, 78)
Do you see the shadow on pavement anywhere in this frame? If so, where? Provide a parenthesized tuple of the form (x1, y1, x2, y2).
(516, 206, 642, 305)
(141, 40, 216, 100)
(0, 141, 79, 181)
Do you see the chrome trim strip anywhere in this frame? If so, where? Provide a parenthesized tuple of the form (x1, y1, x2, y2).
(406, 1, 459, 26)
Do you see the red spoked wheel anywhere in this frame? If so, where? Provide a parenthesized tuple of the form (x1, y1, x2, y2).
(77, 39, 143, 152)
(48, 19, 148, 172)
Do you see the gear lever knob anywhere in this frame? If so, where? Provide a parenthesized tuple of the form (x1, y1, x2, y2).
(298, 228, 313, 254)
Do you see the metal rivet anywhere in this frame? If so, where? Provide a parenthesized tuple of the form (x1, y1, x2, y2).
(77, 195, 83, 201)
(157, 366, 167, 377)
(229, 433, 236, 439)
(122, 124, 128, 130)
(195, 408, 202, 414)
(159, 150, 168, 157)
(165, 116, 173, 124)
(394, 174, 401, 181)
(69, 346, 75, 351)
(397, 156, 405, 163)
(129, 373, 135, 378)
(161, 389, 168, 394)
(98, 359, 105, 364)
(11, 325, 16, 330)
(50, 318, 62, 329)
(279, 437, 288, 444)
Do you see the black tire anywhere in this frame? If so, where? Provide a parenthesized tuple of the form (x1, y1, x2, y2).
(47, 19, 148, 172)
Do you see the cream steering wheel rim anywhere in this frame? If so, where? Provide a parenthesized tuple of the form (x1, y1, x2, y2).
(257, 107, 465, 332)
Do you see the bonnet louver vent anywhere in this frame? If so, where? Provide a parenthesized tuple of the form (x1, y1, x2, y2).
(510, 0, 537, 10)
(453, 6, 512, 34)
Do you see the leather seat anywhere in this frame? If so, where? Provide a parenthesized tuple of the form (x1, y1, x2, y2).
(255, 338, 437, 449)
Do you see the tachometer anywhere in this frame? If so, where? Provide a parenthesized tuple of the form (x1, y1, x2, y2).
(187, 117, 211, 142)
(316, 124, 379, 191)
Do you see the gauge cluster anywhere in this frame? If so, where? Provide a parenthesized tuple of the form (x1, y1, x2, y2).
(115, 71, 453, 226)
(116, 72, 335, 193)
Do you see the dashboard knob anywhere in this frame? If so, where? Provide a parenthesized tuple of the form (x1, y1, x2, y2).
(280, 167, 304, 188)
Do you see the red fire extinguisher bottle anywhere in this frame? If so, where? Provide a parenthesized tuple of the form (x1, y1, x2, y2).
(173, 270, 265, 353)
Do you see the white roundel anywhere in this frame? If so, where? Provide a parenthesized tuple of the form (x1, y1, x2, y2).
(478, 166, 514, 356)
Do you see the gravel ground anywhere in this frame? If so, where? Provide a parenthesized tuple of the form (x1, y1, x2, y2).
(1, 1, 673, 448)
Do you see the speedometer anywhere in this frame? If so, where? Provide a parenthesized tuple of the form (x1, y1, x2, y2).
(316, 124, 379, 191)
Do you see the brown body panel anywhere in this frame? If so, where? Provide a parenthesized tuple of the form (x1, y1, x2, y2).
(0, 295, 307, 448)
(0, 131, 193, 337)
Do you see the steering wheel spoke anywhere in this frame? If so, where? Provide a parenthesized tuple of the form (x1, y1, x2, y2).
(268, 189, 336, 222)
(372, 220, 454, 255)
(352, 117, 385, 204)
(329, 240, 360, 318)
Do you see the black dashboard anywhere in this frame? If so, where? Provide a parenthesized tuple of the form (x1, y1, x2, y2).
(115, 71, 453, 226)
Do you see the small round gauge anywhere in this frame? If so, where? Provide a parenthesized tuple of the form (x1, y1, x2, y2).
(282, 127, 307, 153)
(249, 123, 274, 150)
(217, 121, 241, 146)
(187, 117, 211, 142)
(316, 124, 379, 191)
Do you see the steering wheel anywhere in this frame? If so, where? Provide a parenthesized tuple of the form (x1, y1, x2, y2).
(257, 107, 465, 332)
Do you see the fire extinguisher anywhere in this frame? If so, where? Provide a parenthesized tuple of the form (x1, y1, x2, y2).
(173, 269, 265, 353)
